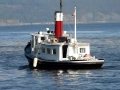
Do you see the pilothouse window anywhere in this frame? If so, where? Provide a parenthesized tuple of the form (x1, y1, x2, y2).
(53, 49, 56, 55)
(47, 48, 51, 54)
(80, 48, 86, 53)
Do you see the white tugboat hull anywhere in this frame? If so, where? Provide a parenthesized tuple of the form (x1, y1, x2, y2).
(25, 44, 104, 69)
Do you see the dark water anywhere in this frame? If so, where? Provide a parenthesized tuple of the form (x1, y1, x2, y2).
(0, 23, 120, 90)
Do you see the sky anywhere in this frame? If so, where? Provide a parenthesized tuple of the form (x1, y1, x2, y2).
(0, 0, 120, 24)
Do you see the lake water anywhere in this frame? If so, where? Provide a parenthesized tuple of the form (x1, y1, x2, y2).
(0, 23, 120, 90)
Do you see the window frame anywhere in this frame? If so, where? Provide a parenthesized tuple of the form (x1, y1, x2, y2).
(79, 48, 86, 53)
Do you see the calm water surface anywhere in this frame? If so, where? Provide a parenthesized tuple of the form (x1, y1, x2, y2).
(0, 23, 120, 90)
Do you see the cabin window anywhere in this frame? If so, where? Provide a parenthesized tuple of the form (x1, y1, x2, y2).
(53, 49, 56, 55)
(42, 47, 45, 53)
(41, 37, 45, 41)
(80, 48, 86, 53)
(47, 48, 51, 54)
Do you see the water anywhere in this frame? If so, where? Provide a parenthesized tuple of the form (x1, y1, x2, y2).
(0, 23, 120, 90)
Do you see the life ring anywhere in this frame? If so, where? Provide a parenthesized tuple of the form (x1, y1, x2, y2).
(51, 38, 58, 43)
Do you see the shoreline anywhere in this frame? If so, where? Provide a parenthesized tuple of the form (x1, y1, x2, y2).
(0, 22, 120, 27)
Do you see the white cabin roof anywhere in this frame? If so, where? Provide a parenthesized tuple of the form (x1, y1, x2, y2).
(77, 43, 90, 46)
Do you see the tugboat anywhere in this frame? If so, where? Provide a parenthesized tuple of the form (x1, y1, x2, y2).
(24, 0, 104, 69)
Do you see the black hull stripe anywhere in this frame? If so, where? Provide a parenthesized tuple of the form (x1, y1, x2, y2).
(26, 56, 103, 69)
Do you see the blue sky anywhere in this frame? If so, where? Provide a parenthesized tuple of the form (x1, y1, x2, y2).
(0, 0, 120, 24)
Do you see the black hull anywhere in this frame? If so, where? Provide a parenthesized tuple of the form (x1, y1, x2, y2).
(25, 43, 104, 70)
(26, 56, 103, 70)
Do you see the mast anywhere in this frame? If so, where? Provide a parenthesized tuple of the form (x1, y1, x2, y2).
(60, 0, 62, 11)
(74, 6, 77, 42)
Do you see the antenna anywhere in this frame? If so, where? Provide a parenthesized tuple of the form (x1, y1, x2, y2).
(60, 0, 62, 11)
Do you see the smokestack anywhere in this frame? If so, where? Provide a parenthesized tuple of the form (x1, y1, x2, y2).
(54, 0, 63, 39)
(54, 11, 63, 39)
